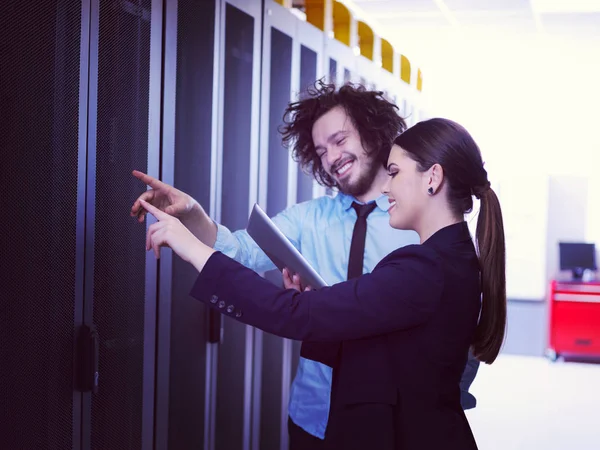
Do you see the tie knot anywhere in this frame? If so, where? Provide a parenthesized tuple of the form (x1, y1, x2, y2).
(352, 201, 377, 218)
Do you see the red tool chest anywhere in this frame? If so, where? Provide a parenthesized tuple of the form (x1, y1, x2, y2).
(547, 279, 600, 361)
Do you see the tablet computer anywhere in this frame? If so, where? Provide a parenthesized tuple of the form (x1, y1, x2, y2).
(247, 203, 328, 289)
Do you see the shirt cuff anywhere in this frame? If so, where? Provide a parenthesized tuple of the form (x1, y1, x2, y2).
(213, 222, 239, 258)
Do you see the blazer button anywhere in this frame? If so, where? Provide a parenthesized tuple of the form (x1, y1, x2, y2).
(218, 300, 226, 309)
(226, 305, 235, 313)
(235, 310, 243, 318)
(210, 295, 218, 304)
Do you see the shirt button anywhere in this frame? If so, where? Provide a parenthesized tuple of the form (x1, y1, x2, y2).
(226, 305, 235, 313)
(210, 295, 218, 304)
(235, 310, 243, 318)
(218, 300, 226, 309)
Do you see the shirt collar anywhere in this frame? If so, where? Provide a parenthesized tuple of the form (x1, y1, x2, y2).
(336, 191, 390, 212)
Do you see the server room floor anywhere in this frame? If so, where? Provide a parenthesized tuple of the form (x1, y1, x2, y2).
(466, 353, 600, 450)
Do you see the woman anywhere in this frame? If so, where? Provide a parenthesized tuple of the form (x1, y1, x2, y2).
(138, 118, 506, 449)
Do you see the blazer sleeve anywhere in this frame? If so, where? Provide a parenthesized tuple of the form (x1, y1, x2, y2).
(190, 246, 444, 341)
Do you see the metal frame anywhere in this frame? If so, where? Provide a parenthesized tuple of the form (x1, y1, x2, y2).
(73, 1, 92, 448)
(204, 0, 226, 448)
(205, 1, 224, 448)
(153, 0, 177, 448)
(80, 0, 100, 443)
(141, 2, 163, 449)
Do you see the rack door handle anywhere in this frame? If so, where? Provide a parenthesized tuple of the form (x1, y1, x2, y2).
(77, 324, 99, 393)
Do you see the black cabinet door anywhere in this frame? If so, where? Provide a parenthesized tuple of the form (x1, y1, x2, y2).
(157, 0, 217, 448)
(0, 1, 87, 448)
(84, 0, 159, 448)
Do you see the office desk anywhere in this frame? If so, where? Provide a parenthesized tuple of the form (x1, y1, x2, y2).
(547, 279, 600, 361)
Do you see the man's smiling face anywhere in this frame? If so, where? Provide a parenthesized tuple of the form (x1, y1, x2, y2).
(312, 106, 380, 198)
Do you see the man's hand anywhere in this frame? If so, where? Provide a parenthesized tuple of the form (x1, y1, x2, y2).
(131, 170, 198, 223)
(283, 268, 312, 292)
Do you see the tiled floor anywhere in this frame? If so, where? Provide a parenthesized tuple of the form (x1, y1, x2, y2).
(465, 354, 600, 450)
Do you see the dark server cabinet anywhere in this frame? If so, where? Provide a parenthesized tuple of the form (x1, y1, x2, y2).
(217, 1, 263, 449)
(1, 0, 162, 448)
(153, 0, 217, 448)
(0, 1, 87, 448)
(218, 4, 258, 446)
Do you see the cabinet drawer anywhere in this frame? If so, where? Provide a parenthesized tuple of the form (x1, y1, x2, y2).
(550, 300, 600, 354)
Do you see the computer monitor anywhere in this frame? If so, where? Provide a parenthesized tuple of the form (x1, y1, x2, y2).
(558, 242, 597, 279)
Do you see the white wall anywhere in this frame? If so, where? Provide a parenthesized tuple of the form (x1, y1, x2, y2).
(394, 29, 600, 299)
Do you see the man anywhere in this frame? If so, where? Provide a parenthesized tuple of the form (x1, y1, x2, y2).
(131, 80, 479, 449)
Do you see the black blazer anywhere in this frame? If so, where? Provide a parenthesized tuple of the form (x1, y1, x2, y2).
(191, 222, 480, 450)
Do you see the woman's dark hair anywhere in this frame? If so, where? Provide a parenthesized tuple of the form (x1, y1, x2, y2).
(280, 79, 406, 187)
(395, 118, 506, 365)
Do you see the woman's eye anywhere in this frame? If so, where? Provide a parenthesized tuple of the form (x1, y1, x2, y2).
(388, 171, 398, 178)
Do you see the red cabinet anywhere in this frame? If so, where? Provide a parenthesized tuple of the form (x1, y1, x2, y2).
(547, 280, 600, 360)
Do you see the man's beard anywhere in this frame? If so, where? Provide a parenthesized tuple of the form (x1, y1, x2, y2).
(336, 156, 380, 198)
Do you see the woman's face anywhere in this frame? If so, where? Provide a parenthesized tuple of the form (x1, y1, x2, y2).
(382, 144, 429, 230)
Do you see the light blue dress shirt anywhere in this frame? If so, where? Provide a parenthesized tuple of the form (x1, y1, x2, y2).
(214, 192, 419, 439)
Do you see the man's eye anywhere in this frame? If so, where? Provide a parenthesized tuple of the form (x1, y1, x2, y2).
(336, 138, 346, 146)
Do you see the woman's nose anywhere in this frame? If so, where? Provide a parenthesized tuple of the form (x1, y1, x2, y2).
(381, 178, 390, 195)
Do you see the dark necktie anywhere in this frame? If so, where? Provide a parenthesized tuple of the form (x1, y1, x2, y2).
(299, 201, 378, 369)
(347, 202, 377, 279)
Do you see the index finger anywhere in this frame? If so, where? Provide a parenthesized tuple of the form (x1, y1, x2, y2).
(139, 199, 170, 221)
(132, 170, 168, 190)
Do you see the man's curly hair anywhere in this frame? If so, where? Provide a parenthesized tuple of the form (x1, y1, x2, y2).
(280, 79, 407, 188)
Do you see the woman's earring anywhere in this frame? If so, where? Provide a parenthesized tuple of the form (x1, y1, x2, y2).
(427, 187, 434, 195)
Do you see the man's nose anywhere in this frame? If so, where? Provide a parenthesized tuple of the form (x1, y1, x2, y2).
(326, 146, 342, 167)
